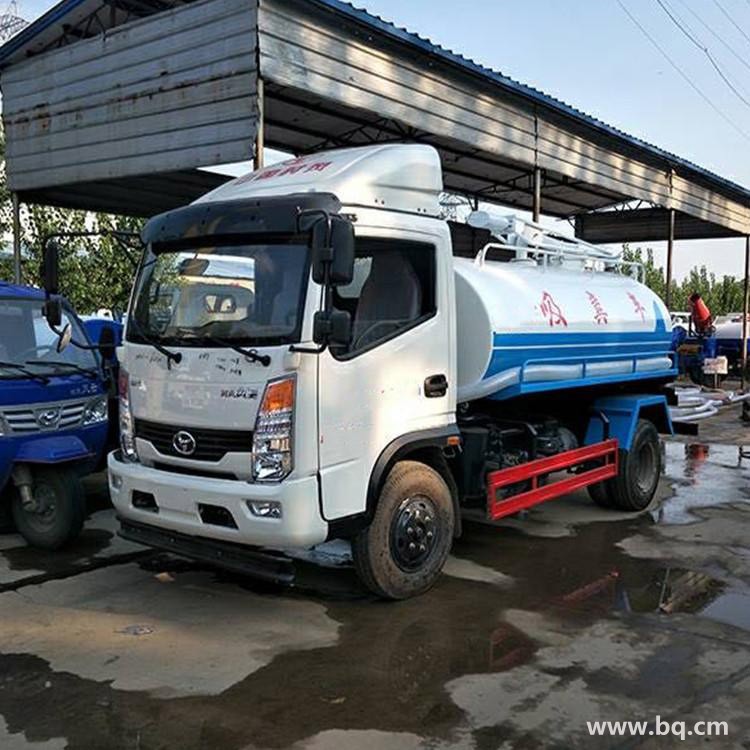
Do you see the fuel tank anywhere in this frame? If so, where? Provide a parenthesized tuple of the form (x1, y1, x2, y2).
(454, 257, 675, 402)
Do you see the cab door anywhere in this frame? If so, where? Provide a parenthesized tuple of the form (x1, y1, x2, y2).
(317, 232, 455, 521)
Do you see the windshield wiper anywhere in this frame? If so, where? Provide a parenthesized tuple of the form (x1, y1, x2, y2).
(0, 361, 50, 384)
(25, 360, 99, 379)
(198, 336, 271, 367)
(172, 328, 270, 366)
(128, 318, 182, 368)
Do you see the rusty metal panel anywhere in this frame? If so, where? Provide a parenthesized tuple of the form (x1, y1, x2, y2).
(259, 0, 750, 233)
(670, 173, 750, 235)
(258, 0, 537, 169)
(536, 121, 671, 206)
(1, 0, 259, 192)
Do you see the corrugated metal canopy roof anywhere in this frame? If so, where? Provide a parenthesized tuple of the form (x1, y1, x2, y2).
(0, 0, 749, 240)
(309, 0, 750, 209)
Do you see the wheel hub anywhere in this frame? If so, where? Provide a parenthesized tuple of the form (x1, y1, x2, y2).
(390, 495, 439, 571)
(23, 483, 59, 531)
(634, 441, 658, 494)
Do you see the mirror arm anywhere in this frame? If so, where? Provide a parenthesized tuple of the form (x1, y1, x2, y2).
(49, 324, 99, 351)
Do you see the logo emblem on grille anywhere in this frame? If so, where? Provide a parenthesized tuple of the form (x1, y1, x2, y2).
(36, 407, 61, 429)
(172, 430, 197, 456)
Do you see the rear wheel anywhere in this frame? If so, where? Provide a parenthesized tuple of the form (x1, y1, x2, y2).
(12, 468, 86, 549)
(587, 480, 612, 509)
(590, 420, 661, 512)
(352, 460, 455, 600)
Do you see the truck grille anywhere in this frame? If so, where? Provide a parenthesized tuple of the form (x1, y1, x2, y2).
(134, 419, 252, 462)
(1, 399, 88, 433)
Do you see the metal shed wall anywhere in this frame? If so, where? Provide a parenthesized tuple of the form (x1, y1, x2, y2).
(1, 0, 258, 193)
(258, 0, 750, 233)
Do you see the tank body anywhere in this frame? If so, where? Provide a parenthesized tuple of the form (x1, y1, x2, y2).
(454, 257, 675, 402)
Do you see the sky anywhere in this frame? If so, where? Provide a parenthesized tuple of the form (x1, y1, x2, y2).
(11, 0, 750, 283)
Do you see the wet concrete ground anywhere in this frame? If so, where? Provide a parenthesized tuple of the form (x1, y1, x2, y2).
(2, 412, 750, 749)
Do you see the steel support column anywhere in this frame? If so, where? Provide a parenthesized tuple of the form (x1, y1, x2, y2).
(255, 77, 265, 170)
(665, 208, 675, 310)
(532, 167, 541, 223)
(11, 193, 21, 284)
(742, 235, 750, 392)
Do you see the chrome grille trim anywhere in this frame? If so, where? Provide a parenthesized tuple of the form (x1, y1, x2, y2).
(1, 398, 91, 434)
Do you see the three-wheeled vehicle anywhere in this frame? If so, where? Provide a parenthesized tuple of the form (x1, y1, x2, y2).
(0, 281, 114, 548)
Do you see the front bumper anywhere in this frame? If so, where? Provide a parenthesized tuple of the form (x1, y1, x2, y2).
(108, 452, 328, 549)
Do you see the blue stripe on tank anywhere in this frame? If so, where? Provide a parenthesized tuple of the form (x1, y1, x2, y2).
(483, 300, 674, 382)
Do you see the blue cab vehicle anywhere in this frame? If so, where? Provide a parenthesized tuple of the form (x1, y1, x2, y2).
(0, 281, 113, 548)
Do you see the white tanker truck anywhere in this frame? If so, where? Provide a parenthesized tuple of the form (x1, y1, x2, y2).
(74, 144, 676, 598)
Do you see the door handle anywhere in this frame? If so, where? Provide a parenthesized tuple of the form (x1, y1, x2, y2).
(424, 374, 448, 398)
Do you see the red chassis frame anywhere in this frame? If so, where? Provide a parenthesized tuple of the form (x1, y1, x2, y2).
(487, 439, 619, 521)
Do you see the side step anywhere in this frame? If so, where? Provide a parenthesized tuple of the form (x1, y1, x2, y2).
(487, 439, 619, 520)
(118, 518, 295, 584)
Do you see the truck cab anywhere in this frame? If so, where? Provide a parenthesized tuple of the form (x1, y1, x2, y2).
(0, 282, 111, 548)
(109, 144, 674, 598)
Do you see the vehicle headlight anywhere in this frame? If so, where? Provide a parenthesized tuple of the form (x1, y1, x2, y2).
(252, 376, 295, 483)
(82, 395, 108, 425)
(119, 369, 138, 462)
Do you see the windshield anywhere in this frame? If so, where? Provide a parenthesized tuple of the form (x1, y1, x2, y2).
(130, 241, 309, 346)
(0, 299, 98, 378)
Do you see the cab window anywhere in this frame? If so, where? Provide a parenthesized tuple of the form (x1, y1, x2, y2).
(332, 239, 436, 355)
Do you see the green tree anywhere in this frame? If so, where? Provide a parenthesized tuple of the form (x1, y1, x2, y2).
(0, 125, 142, 313)
(621, 243, 745, 316)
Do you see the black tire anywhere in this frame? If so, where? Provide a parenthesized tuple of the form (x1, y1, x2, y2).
(0, 494, 14, 533)
(11, 467, 86, 549)
(352, 460, 455, 600)
(587, 480, 612, 508)
(605, 420, 662, 512)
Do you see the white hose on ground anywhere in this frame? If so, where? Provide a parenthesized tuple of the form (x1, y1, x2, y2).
(666, 381, 749, 424)
(673, 406, 719, 422)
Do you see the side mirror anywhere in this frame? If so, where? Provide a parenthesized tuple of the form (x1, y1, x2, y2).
(313, 309, 351, 348)
(41, 240, 60, 296)
(56, 322, 72, 353)
(98, 324, 116, 361)
(310, 215, 355, 287)
(329, 217, 355, 286)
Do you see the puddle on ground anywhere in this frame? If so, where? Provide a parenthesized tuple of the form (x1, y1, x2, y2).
(0, 518, 740, 750)
(701, 590, 750, 631)
(2, 441, 750, 748)
(655, 442, 750, 524)
(0, 529, 114, 574)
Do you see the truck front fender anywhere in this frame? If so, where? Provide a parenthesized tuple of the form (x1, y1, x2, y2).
(14, 435, 95, 464)
(325, 425, 461, 541)
(584, 394, 673, 451)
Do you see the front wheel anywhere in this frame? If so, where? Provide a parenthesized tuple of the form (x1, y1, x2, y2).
(352, 460, 455, 599)
(0, 495, 14, 533)
(12, 467, 86, 549)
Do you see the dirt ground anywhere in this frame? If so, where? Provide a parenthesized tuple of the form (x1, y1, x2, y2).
(2, 407, 750, 749)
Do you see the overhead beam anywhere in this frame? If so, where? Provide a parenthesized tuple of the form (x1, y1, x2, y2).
(11, 193, 21, 284)
(575, 207, 744, 244)
(666, 208, 675, 310)
(532, 166, 541, 222)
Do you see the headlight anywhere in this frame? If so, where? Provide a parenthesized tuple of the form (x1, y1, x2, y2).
(252, 376, 295, 482)
(82, 395, 108, 425)
(119, 369, 138, 462)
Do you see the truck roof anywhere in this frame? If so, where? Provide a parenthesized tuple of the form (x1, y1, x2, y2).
(196, 144, 443, 218)
(0, 281, 46, 300)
